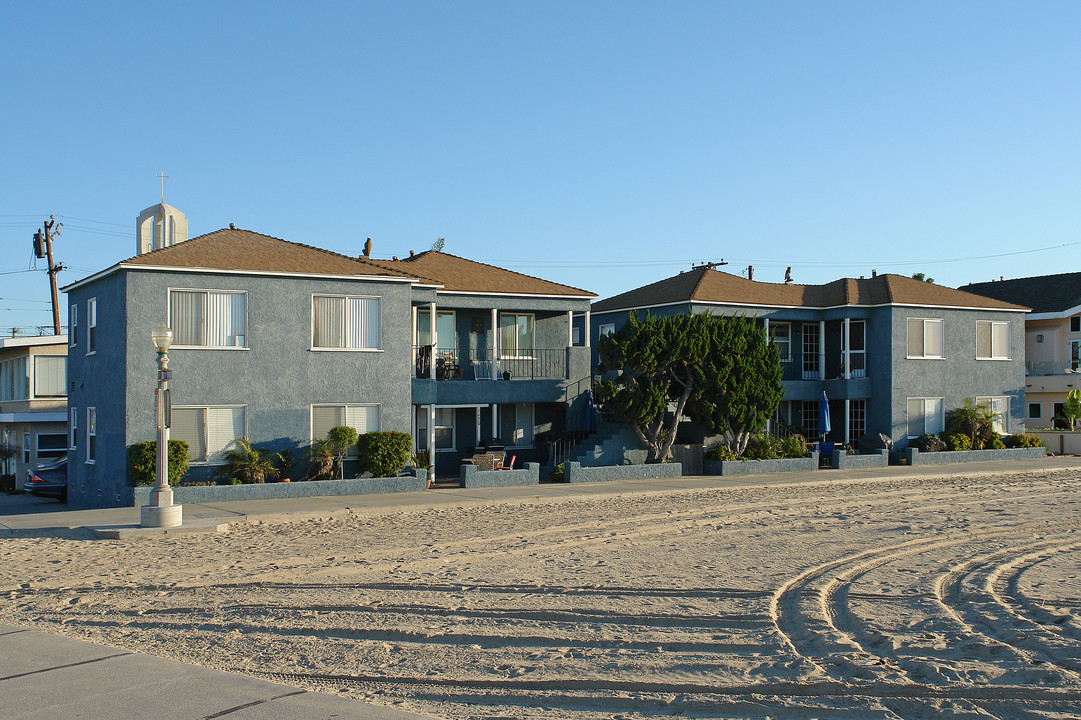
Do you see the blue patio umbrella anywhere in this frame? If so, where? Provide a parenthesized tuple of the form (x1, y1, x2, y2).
(818, 390, 831, 440)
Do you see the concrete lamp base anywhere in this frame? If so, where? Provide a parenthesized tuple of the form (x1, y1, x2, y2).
(141, 503, 183, 528)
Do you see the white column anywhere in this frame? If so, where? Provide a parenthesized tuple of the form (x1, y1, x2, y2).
(818, 320, 826, 380)
(844, 399, 851, 445)
(843, 318, 851, 380)
(411, 305, 417, 346)
(492, 404, 498, 441)
(585, 310, 591, 348)
(491, 308, 498, 359)
(476, 407, 482, 443)
(567, 310, 573, 347)
(763, 317, 769, 337)
(429, 302, 436, 349)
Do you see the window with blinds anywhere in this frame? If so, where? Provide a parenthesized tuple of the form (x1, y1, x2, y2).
(312, 295, 380, 349)
(87, 298, 97, 354)
(0, 356, 28, 401)
(907, 318, 943, 359)
(499, 313, 534, 357)
(976, 321, 1009, 360)
(169, 290, 247, 347)
(33, 355, 67, 397)
(312, 404, 380, 455)
(171, 406, 245, 463)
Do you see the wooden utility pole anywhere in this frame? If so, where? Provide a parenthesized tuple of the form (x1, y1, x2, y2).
(33, 216, 64, 336)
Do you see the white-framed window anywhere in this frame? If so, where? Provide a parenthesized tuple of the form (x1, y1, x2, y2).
(169, 289, 247, 348)
(86, 407, 96, 463)
(977, 396, 1009, 434)
(415, 407, 429, 452)
(312, 295, 381, 350)
(69, 304, 77, 347)
(844, 321, 866, 377)
(1029, 402, 1041, 420)
(87, 298, 97, 355)
(36, 433, 67, 459)
(802, 323, 819, 379)
(849, 399, 867, 439)
(499, 313, 534, 358)
(69, 407, 78, 450)
(23, 432, 30, 463)
(771, 322, 791, 362)
(599, 323, 616, 337)
(801, 400, 819, 437)
(311, 404, 380, 456)
(0, 356, 28, 401)
(572, 326, 581, 346)
(434, 408, 455, 450)
(907, 318, 943, 359)
(907, 397, 944, 438)
(976, 320, 1009, 360)
(172, 405, 245, 464)
(498, 403, 535, 448)
(32, 355, 66, 398)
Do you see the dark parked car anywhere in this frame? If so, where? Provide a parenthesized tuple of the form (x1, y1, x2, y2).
(26, 457, 67, 502)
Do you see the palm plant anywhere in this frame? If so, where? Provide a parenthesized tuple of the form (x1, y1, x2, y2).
(218, 437, 280, 484)
(945, 398, 995, 449)
(305, 439, 335, 480)
(325, 425, 358, 479)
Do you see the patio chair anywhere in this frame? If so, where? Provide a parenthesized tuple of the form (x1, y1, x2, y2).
(472, 360, 494, 380)
(499, 454, 516, 470)
(471, 453, 498, 471)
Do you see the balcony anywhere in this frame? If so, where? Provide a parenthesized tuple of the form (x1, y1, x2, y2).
(1027, 360, 1080, 376)
(414, 346, 570, 381)
(780, 355, 867, 382)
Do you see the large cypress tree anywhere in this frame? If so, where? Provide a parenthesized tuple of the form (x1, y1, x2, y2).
(596, 311, 783, 461)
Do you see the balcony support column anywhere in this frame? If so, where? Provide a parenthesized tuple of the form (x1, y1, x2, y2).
(429, 302, 437, 351)
(844, 399, 850, 445)
(491, 308, 498, 360)
(585, 310, 591, 348)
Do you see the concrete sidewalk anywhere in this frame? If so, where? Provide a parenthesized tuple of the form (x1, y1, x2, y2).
(3, 455, 1080, 538)
(3, 456, 1079, 719)
(0, 624, 431, 720)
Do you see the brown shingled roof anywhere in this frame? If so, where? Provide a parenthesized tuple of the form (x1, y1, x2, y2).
(382, 250, 596, 297)
(592, 268, 1028, 312)
(121, 228, 409, 278)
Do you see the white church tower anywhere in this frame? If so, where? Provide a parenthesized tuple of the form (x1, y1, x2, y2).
(136, 172, 188, 255)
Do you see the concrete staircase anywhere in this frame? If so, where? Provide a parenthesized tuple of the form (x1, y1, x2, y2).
(562, 420, 646, 467)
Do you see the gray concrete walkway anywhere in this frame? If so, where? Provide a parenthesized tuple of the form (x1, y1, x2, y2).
(3, 455, 1080, 719)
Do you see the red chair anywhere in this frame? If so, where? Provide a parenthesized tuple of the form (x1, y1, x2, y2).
(500, 454, 516, 470)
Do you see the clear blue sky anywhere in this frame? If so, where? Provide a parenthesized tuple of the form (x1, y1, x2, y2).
(3, 1, 1079, 336)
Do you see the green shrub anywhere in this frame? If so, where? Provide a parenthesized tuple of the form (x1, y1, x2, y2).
(913, 434, 946, 453)
(356, 431, 413, 478)
(128, 440, 190, 486)
(550, 464, 566, 482)
(990, 435, 1006, 450)
(743, 434, 780, 460)
(942, 433, 972, 452)
(778, 435, 808, 459)
(705, 444, 737, 461)
(326, 425, 359, 478)
(1004, 433, 1046, 449)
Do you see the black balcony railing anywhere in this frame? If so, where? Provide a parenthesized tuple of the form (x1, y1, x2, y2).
(780, 356, 868, 382)
(414, 346, 567, 380)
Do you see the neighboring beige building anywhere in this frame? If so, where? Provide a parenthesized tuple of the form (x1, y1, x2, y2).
(962, 273, 1081, 429)
(0, 335, 68, 489)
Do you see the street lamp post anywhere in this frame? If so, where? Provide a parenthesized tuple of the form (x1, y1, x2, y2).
(140, 322, 183, 528)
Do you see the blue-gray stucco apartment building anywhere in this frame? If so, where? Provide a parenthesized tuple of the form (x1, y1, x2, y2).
(584, 266, 1029, 447)
(62, 228, 595, 508)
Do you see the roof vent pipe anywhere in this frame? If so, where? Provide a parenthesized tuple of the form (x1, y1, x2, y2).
(392, 255, 399, 261)
(871, 269, 877, 277)
(747, 265, 754, 281)
(229, 223, 236, 229)
(410, 250, 415, 256)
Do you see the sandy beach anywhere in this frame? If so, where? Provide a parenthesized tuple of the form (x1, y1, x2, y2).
(3, 468, 1079, 719)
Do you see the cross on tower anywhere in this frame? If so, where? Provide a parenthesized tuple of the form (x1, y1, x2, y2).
(157, 171, 169, 202)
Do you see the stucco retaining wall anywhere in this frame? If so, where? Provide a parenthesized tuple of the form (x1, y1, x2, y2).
(904, 446, 1047, 466)
(1029, 431, 1081, 455)
(563, 461, 683, 484)
(132, 470, 427, 506)
(832, 450, 888, 469)
(461, 462, 540, 488)
(704, 453, 819, 476)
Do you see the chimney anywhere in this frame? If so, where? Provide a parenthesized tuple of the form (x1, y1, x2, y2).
(410, 250, 415, 257)
(1000, 276, 1004, 281)
(392, 255, 399, 261)
(747, 265, 754, 281)
(229, 223, 236, 229)
(871, 269, 877, 277)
